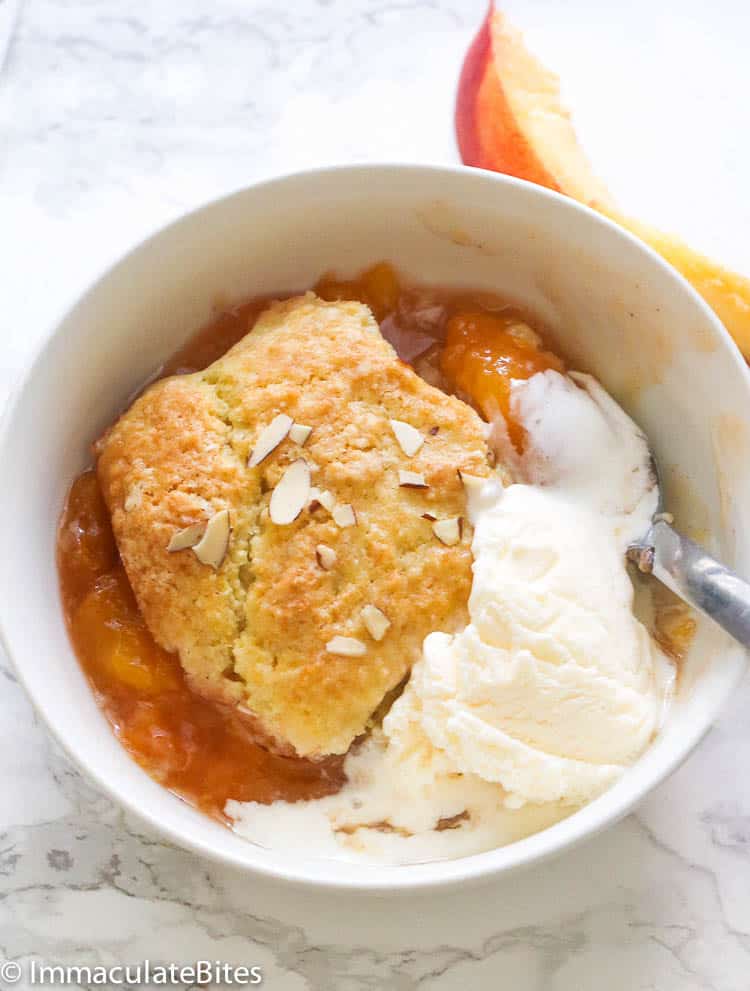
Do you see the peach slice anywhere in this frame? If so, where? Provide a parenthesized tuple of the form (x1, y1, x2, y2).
(456, 8, 611, 209)
(456, 6, 750, 358)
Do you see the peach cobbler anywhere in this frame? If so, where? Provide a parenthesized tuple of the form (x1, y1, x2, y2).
(58, 263, 688, 862)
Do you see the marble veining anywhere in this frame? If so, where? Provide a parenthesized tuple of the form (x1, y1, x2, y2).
(1, 1, 750, 988)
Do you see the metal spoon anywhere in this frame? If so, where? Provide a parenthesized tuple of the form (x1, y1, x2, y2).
(627, 457, 750, 648)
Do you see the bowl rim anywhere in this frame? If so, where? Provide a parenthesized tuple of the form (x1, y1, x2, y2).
(2, 161, 749, 894)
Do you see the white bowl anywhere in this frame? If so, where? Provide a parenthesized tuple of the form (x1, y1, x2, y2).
(1, 164, 749, 894)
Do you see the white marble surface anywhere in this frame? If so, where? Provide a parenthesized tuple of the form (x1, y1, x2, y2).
(2, 1, 750, 988)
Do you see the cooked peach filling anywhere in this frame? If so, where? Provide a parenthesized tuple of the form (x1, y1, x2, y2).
(58, 262, 563, 817)
(441, 310, 565, 448)
(315, 260, 401, 321)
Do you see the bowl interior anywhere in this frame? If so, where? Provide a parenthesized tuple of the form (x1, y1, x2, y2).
(2, 165, 748, 892)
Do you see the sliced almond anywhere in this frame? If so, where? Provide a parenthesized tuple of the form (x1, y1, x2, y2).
(319, 490, 336, 512)
(124, 485, 143, 512)
(248, 413, 293, 467)
(289, 423, 313, 446)
(389, 419, 424, 457)
(361, 605, 391, 642)
(316, 544, 337, 570)
(457, 470, 486, 494)
(192, 509, 231, 568)
(308, 487, 336, 514)
(398, 469, 428, 489)
(167, 522, 205, 552)
(433, 517, 462, 547)
(326, 636, 367, 657)
(332, 503, 357, 528)
(269, 459, 311, 525)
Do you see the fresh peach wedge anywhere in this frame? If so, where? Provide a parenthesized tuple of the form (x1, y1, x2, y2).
(456, 5, 750, 358)
(456, 7, 611, 209)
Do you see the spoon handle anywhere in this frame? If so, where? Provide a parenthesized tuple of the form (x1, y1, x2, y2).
(650, 521, 750, 648)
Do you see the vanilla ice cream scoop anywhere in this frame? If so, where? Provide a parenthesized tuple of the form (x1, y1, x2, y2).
(390, 371, 671, 807)
(399, 481, 668, 807)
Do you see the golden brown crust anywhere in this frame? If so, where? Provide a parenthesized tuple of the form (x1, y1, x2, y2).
(96, 294, 491, 757)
